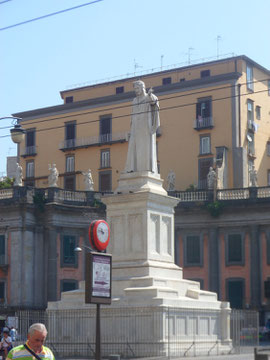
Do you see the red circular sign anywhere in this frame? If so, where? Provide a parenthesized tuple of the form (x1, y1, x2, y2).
(88, 220, 110, 251)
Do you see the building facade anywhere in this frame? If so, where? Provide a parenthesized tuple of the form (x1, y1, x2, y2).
(1, 185, 270, 323)
(13, 55, 270, 192)
(0, 187, 104, 312)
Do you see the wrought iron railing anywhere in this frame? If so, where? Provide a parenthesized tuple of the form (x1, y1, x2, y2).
(21, 145, 37, 156)
(193, 116, 213, 129)
(59, 132, 128, 150)
(14, 307, 258, 359)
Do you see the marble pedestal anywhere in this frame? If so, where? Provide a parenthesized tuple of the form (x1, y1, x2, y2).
(47, 171, 232, 356)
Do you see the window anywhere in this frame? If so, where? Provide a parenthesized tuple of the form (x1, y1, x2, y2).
(26, 160, 34, 178)
(116, 86, 124, 94)
(0, 235, 5, 265)
(66, 96, 73, 103)
(226, 233, 244, 265)
(200, 135, 210, 154)
(26, 129, 35, 147)
(200, 69, 210, 78)
(100, 115, 112, 143)
(180, 78, 185, 82)
(247, 100, 254, 123)
(247, 64, 253, 91)
(256, 106, 261, 120)
(99, 170, 112, 192)
(198, 157, 213, 189)
(162, 77, 171, 85)
(24, 129, 36, 156)
(61, 235, 77, 267)
(65, 121, 76, 148)
(61, 279, 78, 292)
(25, 160, 34, 186)
(0, 282, 5, 304)
(196, 98, 212, 119)
(184, 235, 202, 266)
(226, 278, 244, 309)
(100, 149, 110, 168)
(268, 170, 270, 186)
(64, 175, 75, 191)
(66, 155, 75, 173)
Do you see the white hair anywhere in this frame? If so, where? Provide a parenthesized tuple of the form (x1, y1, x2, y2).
(28, 323, 47, 336)
(133, 80, 145, 88)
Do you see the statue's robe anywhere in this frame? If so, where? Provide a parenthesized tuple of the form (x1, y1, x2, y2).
(125, 93, 160, 173)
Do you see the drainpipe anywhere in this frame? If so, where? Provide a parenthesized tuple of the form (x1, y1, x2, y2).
(238, 84, 241, 146)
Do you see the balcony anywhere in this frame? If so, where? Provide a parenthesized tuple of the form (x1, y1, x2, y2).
(59, 131, 129, 151)
(193, 117, 213, 130)
(21, 145, 37, 157)
(248, 120, 256, 132)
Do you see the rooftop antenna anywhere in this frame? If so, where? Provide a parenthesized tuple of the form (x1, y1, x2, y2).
(134, 59, 143, 75)
(160, 54, 164, 70)
(216, 35, 221, 59)
(188, 47, 194, 64)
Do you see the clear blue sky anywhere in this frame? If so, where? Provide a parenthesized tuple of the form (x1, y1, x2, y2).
(1, 0, 269, 176)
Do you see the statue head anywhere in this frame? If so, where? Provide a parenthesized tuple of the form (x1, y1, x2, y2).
(133, 80, 146, 96)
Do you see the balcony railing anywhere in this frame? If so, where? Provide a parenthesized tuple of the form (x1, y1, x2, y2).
(21, 146, 37, 157)
(193, 117, 213, 130)
(1, 186, 270, 206)
(59, 132, 129, 151)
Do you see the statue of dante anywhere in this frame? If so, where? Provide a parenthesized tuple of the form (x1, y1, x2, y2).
(124, 80, 160, 174)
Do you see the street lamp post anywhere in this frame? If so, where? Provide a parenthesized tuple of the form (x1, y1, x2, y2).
(0, 116, 25, 164)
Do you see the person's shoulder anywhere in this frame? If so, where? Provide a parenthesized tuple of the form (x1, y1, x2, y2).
(7, 344, 26, 358)
(43, 345, 55, 358)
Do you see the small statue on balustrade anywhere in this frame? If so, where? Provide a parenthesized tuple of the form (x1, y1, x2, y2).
(249, 165, 258, 187)
(48, 163, 59, 187)
(14, 163, 23, 186)
(167, 170, 175, 191)
(82, 169, 94, 191)
(207, 166, 217, 190)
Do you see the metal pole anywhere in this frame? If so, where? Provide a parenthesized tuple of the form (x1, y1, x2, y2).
(96, 303, 101, 360)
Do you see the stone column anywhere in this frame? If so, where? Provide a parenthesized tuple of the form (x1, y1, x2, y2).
(249, 225, 261, 308)
(208, 227, 220, 297)
(46, 228, 58, 302)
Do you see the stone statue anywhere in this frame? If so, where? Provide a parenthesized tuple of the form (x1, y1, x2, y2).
(124, 80, 160, 174)
(14, 163, 23, 186)
(48, 164, 59, 187)
(167, 170, 175, 191)
(249, 165, 258, 187)
(207, 167, 217, 190)
(82, 169, 94, 191)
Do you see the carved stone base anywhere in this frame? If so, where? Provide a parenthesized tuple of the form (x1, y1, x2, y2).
(115, 171, 167, 196)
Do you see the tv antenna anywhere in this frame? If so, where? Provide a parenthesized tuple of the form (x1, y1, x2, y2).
(160, 54, 164, 70)
(216, 35, 222, 59)
(134, 59, 143, 75)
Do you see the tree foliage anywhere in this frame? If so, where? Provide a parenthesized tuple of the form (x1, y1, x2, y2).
(0, 177, 14, 189)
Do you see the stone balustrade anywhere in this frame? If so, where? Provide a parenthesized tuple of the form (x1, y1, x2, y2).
(0, 186, 269, 205)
